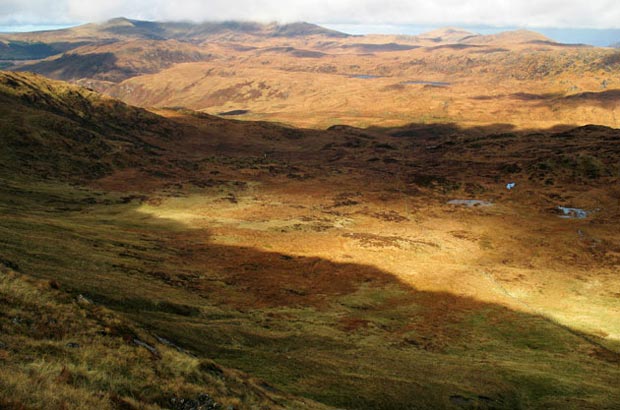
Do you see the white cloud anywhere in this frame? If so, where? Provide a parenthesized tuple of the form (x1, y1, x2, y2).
(1, 0, 620, 28)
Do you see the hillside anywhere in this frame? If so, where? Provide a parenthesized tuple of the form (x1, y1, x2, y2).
(15, 39, 213, 82)
(0, 71, 183, 179)
(418, 27, 477, 43)
(99, 41, 620, 129)
(1, 72, 619, 409)
(0, 269, 328, 410)
(0, 71, 335, 410)
(460, 29, 555, 45)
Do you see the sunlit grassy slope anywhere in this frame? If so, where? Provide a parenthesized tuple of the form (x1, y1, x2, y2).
(1, 72, 619, 409)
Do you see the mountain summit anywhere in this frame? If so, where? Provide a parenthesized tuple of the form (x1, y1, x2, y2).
(418, 27, 476, 43)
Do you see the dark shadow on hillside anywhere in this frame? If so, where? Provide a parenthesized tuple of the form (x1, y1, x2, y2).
(259, 47, 326, 58)
(16, 52, 135, 82)
(362, 120, 607, 136)
(528, 40, 591, 48)
(341, 43, 420, 52)
(354, 121, 620, 192)
(470, 89, 620, 109)
(469, 47, 509, 54)
(510, 92, 563, 101)
(426, 43, 482, 51)
(0, 40, 60, 60)
(562, 89, 620, 108)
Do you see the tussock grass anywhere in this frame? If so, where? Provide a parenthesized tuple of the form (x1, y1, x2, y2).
(0, 268, 326, 410)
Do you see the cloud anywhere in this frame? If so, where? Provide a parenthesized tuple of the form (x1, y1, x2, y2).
(1, 0, 620, 29)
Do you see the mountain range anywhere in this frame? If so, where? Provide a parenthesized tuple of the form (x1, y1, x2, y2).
(3, 18, 619, 130)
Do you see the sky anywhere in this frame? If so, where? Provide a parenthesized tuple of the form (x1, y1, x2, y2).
(2, 0, 620, 45)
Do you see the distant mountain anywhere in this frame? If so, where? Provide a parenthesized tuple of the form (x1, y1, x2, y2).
(461, 29, 555, 45)
(2, 17, 349, 44)
(417, 27, 476, 43)
(3, 20, 617, 130)
(86, 18, 351, 40)
(271, 21, 350, 38)
(417, 27, 555, 46)
(0, 18, 349, 61)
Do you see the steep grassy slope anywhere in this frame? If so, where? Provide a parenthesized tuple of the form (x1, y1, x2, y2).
(1, 72, 619, 409)
(0, 267, 325, 410)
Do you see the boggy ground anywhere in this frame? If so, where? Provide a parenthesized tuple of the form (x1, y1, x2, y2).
(1, 73, 619, 409)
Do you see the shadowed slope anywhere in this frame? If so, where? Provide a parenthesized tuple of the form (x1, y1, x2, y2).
(0, 74, 619, 409)
(0, 267, 329, 410)
(0, 71, 176, 179)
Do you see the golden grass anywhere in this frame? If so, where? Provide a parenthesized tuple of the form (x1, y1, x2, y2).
(99, 42, 620, 130)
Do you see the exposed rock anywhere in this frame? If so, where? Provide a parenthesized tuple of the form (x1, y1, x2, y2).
(76, 294, 93, 305)
(154, 334, 196, 357)
(170, 393, 220, 410)
(133, 338, 160, 358)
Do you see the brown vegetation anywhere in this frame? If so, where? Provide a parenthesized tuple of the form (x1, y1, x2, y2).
(1, 71, 619, 408)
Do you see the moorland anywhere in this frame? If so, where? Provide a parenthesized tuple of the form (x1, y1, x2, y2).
(0, 19, 619, 410)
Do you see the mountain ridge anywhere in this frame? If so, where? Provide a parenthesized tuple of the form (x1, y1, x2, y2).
(1, 17, 350, 44)
(0, 18, 573, 60)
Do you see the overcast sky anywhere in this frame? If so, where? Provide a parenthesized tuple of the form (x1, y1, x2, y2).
(1, 0, 620, 29)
